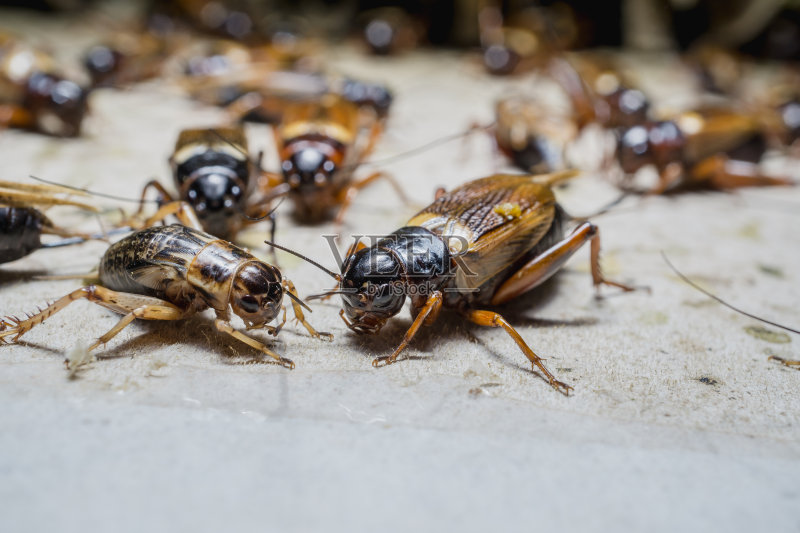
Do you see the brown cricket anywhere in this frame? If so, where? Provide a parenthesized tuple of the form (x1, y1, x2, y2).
(0, 212, 331, 370)
(303, 172, 635, 395)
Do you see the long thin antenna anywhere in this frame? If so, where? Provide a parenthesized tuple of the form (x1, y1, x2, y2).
(284, 290, 312, 312)
(29, 175, 159, 204)
(662, 251, 800, 335)
(306, 289, 356, 301)
(350, 123, 496, 170)
(264, 240, 341, 281)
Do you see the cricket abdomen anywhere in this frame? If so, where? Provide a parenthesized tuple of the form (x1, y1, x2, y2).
(0, 206, 46, 264)
(98, 224, 213, 300)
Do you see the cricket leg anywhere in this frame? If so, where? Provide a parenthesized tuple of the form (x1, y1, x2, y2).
(463, 309, 572, 395)
(768, 355, 800, 368)
(133, 180, 174, 217)
(0, 285, 187, 348)
(491, 222, 634, 306)
(142, 201, 203, 231)
(691, 155, 794, 189)
(214, 318, 295, 369)
(373, 291, 443, 367)
(334, 171, 408, 226)
(282, 279, 333, 341)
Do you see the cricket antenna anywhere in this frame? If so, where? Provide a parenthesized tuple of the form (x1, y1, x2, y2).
(345, 122, 496, 171)
(264, 240, 341, 281)
(306, 289, 356, 301)
(662, 251, 800, 336)
(243, 196, 286, 221)
(29, 175, 159, 204)
(284, 290, 312, 312)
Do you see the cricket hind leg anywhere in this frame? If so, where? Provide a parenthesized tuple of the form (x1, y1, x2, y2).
(463, 309, 572, 395)
(491, 221, 635, 306)
(0, 285, 190, 369)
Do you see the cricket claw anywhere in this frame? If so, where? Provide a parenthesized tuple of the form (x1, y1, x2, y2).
(315, 331, 334, 342)
(372, 355, 396, 367)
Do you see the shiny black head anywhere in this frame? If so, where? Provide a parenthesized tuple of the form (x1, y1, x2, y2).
(617, 121, 683, 173)
(340, 246, 406, 334)
(24, 72, 89, 137)
(84, 45, 123, 87)
(339, 228, 452, 334)
(617, 124, 652, 173)
(185, 169, 245, 238)
(281, 147, 337, 190)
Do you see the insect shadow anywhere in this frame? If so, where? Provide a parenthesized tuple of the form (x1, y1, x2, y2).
(10, 312, 296, 369)
(335, 274, 599, 379)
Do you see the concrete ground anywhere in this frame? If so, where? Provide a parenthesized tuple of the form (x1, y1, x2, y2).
(0, 8, 799, 533)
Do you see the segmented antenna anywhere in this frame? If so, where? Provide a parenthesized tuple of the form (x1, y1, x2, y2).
(662, 252, 800, 336)
(264, 240, 341, 281)
(29, 175, 159, 204)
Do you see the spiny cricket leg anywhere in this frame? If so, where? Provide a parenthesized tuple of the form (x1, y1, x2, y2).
(463, 309, 572, 395)
(214, 318, 295, 369)
(0, 185, 98, 212)
(282, 279, 333, 341)
(334, 171, 408, 226)
(491, 222, 634, 306)
(0, 285, 183, 347)
(143, 201, 203, 231)
(588, 225, 637, 293)
(373, 291, 442, 367)
(691, 155, 794, 189)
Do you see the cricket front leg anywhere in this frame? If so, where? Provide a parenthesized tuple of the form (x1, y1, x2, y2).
(373, 291, 442, 367)
(463, 309, 572, 395)
(142, 201, 203, 231)
(214, 317, 294, 369)
(282, 279, 333, 341)
(491, 222, 634, 306)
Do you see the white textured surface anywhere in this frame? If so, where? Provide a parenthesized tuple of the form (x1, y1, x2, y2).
(1, 10, 799, 533)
